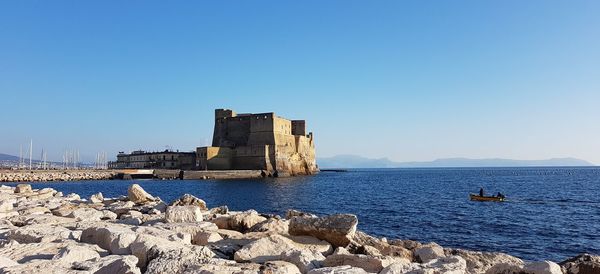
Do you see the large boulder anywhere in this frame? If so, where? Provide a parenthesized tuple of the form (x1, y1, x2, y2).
(227, 211, 267, 232)
(52, 244, 101, 265)
(145, 249, 221, 274)
(322, 252, 401, 273)
(523, 261, 563, 274)
(560, 254, 600, 274)
(280, 249, 326, 273)
(0, 201, 14, 212)
(67, 207, 103, 221)
(89, 192, 104, 204)
(71, 255, 141, 274)
(381, 255, 466, 274)
(234, 234, 297, 263)
(14, 184, 32, 194)
(250, 218, 289, 234)
(8, 224, 79, 243)
(414, 242, 445, 263)
(447, 249, 524, 274)
(165, 206, 203, 223)
(127, 184, 154, 204)
(289, 214, 358, 247)
(170, 194, 207, 210)
(80, 225, 138, 255)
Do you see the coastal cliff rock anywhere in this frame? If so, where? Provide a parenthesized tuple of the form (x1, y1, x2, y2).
(0, 183, 595, 274)
(289, 214, 358, 247)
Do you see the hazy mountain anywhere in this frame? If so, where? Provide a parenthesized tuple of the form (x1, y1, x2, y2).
(318, 155, 594, 168)
(0, 153, 19, 161)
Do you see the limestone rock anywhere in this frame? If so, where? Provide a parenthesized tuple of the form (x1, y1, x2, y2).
(102, 210, 118, 220)
(287, 235, 334, 256)
(263, 260, 302, 274)
(68, 207, 103, 221)
(14, 184, 32, 194)
(90, 192, 104, 203)
(8, 224, 79, 243)
(0, 256, 18, 268)
(71, 255, 141, 274)
(307, 265, 370, 274)
(80, 225, 138, 255)
(485, 262, 525, 274)
(52, 244, 100, 265)
(250, 218, 289, 234)
(560, 253, 600, 274)
(127, 184, 154, 204)
(228, 211, 267, 233)
(447, 249, 523, 274)
(287, 209, 318, 219)
(523, 261, 563, 274)
(170, 193, 208, 210)
(289, 214, 358, 247)
(19, 206, 50, 215)
(234, 234, 297, 263)
(382, 255, 466, 274)
(414, 242, 445, 263)
(165, 205, 203, 223)
(194, 231, 223, 245)
(322, 252, 390, 273)
(280, 249, 326, 273)
(0, 201, 14, 212)
(144, 248, 219, 274)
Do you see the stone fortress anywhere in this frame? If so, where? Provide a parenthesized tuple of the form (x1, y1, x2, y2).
(196, 109, 318, 176)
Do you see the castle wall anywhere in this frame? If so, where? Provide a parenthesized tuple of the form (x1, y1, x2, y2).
(201, 109, 318, 176)
(197, 146, 234, 170)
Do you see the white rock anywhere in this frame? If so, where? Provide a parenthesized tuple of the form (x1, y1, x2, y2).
(414, 243, 445, 263)
(193, 231, 223, 245)
(127, 184, 154, 204)
(14, 184, 32, 194)
(71, 255, 141, 274)
(280, 249, 326, 273)
(0, 256, 19, 268)
(90, 192, 104, 203)
(165, 206, 203, 223)
(234, 234, 299, 263)
(523, 261, 562, 274)
(307, 265, 370, 274)
(52, 245, 100, 265)
(0, 201, 14, 212)
(68, 207, 103, 221)
(8, 224, 79, 243)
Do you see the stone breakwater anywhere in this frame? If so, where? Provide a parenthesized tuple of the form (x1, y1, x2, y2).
(0, 170, 117, 182)
(0, 184, 597, 274)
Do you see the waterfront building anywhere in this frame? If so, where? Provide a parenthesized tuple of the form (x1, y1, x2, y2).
(109, 150, 195, 169)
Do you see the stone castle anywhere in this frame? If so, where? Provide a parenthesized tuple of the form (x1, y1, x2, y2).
(196, 109, 318, 176)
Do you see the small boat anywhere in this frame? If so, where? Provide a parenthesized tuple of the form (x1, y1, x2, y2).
(470, 194, 505, 202)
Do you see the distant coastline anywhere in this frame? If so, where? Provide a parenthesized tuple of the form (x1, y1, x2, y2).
(317, 155, 595, 169)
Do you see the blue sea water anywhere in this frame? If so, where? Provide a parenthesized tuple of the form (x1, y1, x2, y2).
(7, 167, 600, 262)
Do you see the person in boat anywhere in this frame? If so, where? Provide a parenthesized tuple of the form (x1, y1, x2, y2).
(479, 187, 484, 197)
(497, 192, 505, 199)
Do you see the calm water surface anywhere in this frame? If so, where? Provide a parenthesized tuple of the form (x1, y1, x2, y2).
(8, 167, 600, 262)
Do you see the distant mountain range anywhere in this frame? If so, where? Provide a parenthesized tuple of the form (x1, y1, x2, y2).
(317, 155, 594, 168)
(0, 153, 19, 161)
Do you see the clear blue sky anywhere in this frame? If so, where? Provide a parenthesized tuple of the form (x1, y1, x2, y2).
(1, 1, 599, 164)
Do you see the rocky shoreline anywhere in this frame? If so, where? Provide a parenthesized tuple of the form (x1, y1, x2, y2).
(0, 184, 597, 274)
(0, 170, 117, 182)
